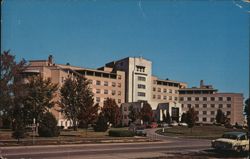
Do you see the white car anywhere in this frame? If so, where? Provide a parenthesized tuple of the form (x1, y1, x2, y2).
(211, 132, 249, 152)
(179, 123, 188, 126)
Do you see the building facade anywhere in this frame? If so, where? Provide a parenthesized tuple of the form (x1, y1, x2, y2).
(179, 80, 244, 125)
(23, 56, 245, 127)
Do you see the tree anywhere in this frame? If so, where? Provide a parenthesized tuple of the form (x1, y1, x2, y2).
(101, 98, 121, 127)
(244, 98, 249, 130)
(181, 112, 187, 123)
(38, 112, 60, 137)
(128, 106, 140, 124)
(140, 102, 153, 124)
(23, 75, 58, 125)
(0, 51, 26, 128)
(165, 111, 171, 124)
(93, 113, 109, 132)
(186, 107, 198, 133)
(216, 109, 226, 124)
(76, 77, 99, 132)
(60, 77, 79, 131)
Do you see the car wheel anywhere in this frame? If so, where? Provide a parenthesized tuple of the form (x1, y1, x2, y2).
(236, 146, 242, 153)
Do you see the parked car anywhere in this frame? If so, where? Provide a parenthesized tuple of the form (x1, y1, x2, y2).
(211, 132, 249, 152)
(179, 122, 188, 126)
(170, 121, 178, 127)
(135, 128, 147, 136)
(149, 122, 158, 128)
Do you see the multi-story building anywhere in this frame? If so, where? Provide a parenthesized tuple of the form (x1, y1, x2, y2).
(179, 80, 244, 125)
(23, 55, 125, 128)
(23, 55, 244, 127)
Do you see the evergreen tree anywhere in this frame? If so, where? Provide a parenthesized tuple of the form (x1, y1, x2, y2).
(244, 98, 249, 131)
(186, 107, 198, 133)
(38, 112, 60, 137)
(216, 109, 226, 124)
(181, 112, 187, 123)
(93, 113, 109, 132)
(128, 106, 140, 124)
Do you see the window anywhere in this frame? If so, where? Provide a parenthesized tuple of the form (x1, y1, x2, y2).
(158, 95, 161, 99)
(187, 104, 191, 109)
(203, 104, 207, 108)
(219, 97, 223, 101)
(195, 97, 199, 101)
(138, 92, 146, 97)
(169, 89, 172, 93)
(211, 97, 215, 101)
(219, 104, 223, 108)
(136, 66, 145, 72)
(175, 90, 178, 94)
(227, 111, 231, 115)
(118, 83, 121, 87)
(112, 90, 116, 95)
(153, 87, 156, 91)
(211, 104, 215, 108)
(158, 88, 161, 92)
(96, 97, 100, 102)
(169, 96, 172, 100)
(163, 89, 167, 93)
(138, 76, 146, 81)
(195, 104, 199, 108)
(153, 95, 156, 99)
(112, 82, 116, 87)
(240, 135, 246, 140)
(227, 97, 231, 101)
(202, 118, 207, 122)
(118, 91, 121, 96)
(227, 104, 231, 108)
(96, 89, 100, 94)
(175, 97, 178, 101)
(211, 111, 215, 115)
(118, 75, 122, 79)
(179, 97, 184, 101)
(203, 111, 207, 115)
(138, 84, 146, 89)
(61, 77, 64, 83)
(203, 97, 207, 101)
(118, 99, 121, 104)
(164, 96, 167, 100)
(96, 80, 101, 85)
(187, 97, 192, 101)
(104, 81, 108, 86)
(104, 90, 108, 94)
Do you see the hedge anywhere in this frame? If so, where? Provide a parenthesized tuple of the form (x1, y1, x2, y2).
(108, 130, 135, 137)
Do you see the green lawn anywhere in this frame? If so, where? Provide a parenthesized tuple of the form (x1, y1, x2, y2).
(156, 125, 247, 139)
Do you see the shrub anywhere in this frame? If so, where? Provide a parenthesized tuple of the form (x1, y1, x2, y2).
(93, 114, 109, 132)
(12, 127, 26, 143)
(108, 130, 135, 137)
(38, 112, 60, 137)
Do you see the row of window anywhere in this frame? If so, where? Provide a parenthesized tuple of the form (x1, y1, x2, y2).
(95, 89, 122, 95)
(96, 97, 122, 104)
(136, 66, 146, 73)
(138, 92, 146, 97)
(152, 95, 178, 101)
(138, 84, 146, 89)
(180, 96, 231, 102)
(91, 80, 122, 87)
(197, 110, 231, 116)
(152, 87, 178, 94)
(182, 104, 231, 109)
(138, 76, 146, 81)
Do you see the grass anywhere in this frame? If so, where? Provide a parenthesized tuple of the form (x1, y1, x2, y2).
(156, 125, 247, 139)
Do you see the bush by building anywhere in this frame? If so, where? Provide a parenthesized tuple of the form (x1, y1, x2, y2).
(38, 112, 60, 137)
(108, 130, 135, 137)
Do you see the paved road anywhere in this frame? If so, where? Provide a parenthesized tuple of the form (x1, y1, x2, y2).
(0, 128, 211, 159)
(1, 128, 247, 159)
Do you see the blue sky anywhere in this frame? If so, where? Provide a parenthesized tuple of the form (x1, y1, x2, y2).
(2, 0, 249, 99)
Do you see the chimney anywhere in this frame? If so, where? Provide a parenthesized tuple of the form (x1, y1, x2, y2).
(200, 80, 204, 88)
(48, 55, 53, 66)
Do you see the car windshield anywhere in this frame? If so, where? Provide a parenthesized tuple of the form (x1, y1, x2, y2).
(222, 134, 238, 140)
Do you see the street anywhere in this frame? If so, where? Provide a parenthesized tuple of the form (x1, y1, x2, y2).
(0, 129, 248, 159)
